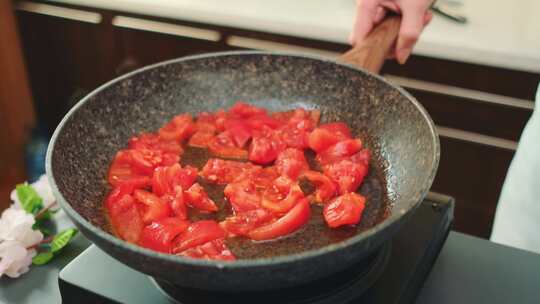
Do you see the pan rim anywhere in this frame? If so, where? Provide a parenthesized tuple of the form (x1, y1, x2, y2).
(46, 50, 440, 269)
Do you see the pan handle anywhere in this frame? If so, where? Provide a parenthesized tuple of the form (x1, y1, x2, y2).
(340, 16, 401, 74)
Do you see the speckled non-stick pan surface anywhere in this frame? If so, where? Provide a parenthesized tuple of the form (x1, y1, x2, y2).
(46, 51, 439, 291)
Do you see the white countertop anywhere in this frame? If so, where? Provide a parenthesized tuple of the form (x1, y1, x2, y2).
(44, 0, 540, 73)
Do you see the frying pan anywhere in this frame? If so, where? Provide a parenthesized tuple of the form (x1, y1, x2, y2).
(46, 17, 439, 291)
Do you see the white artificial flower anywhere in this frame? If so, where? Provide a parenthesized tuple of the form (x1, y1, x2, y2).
(0, 241, 36, 278)
(0, 207, 43, 248)
(10, 174, 57, 210)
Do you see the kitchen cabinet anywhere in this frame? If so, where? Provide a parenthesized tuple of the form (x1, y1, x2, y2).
(13, 1, 540, 238)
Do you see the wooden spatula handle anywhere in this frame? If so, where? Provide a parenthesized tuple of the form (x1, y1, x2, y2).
(340, 16, 401, 74)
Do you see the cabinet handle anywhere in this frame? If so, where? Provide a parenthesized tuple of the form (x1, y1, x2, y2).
(14, 1, 101, 24)
(226, 36, 341, 58)
(112, 16, 221, 42)
(437, 126, 517, 151)
(385, 74, 534, 110)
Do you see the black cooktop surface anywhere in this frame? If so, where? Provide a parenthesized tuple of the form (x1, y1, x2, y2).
(59, 192, 454, 304)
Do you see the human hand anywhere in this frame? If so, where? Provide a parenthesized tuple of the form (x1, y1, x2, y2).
(350, 0, 433, 64)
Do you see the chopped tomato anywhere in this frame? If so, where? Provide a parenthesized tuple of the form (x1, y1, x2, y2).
(184, 183, 218, 212)
(224, 180, 262, 212)
(323, 193, 366, 228)
(196, 112, 217, 126)
(251, 166, 280, 189)
(245, 114, 281, 130)
(130, 149, 167, 175)
(350, 149, 371, 166)
(107, 194, 144, 244)
(172, 220, 226, 253)
(319, 122, 352, 138)
(302, 170, 337, 203)
(152, 164, 197, 196)
(213, 109, 228, 132)
(275, 108, 320, 128)
(134, 189, 172, 224)
(248, 198, 311, 241)
(188, 131, 215, 148)
(108, 150, 149, 187)
(308, 123, 352, 153)
(308, 128, 340, 153)
(208, 131, 248, 159)
(158, 114, 195, 142)
(176, 239, 235, 261)
(248, 129, 285, 165)
(224, 119, 252, 148)
(128, 133, 183, 155)
(161, 186, 188, 220)
(188, 113, 217, 148)
(229, 102, 267, 118)
(261, 177, 305, 214)
(200, 158, 260, 184)
(139, 217, 189, 253)
(323, 159, 368, 194)
(105, 177, 150, 210)
(316, 139, 363, 165)
(278, 127, 309, 149)
(275, 148, 309, 180)
(220, 209, 274, 237)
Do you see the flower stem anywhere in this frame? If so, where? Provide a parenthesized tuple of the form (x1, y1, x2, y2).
(26, 235, 54, 250)
(34, 201, 58, 220)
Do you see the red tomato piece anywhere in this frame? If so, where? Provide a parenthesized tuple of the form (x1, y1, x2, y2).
(128, 133, 183, 155)
(105, 177, 150, 210)
(200, 158, 260, 184)
(224, 119, 252, 148)
(107, 194, 144, 244)
(278, 127, 309, 149)
(224, 180, 262, 213)
(302, 170, 337, 203)
(158, 114, 195, 142)
(208, 131, 248, 159)
(108, 150, 149, 187)
(184, 183, 218, 212)
(308, 123, 352, 153)
(152, 164, 197, 196)
(188, 131, 215, 148)
(130, 149, 165, 175)
(134, 189, 172, 224)
(350, 149, 371, 166)
(139, 217, 189, 253)
(172, 220, 226, 253)
(229, 102, 267, 118)
(161, 186, 188, 220)
(248, 129, 285, 165)
(176, 239, 235, 261)
(319, 122, 352, 138)
(245, 114, 281, 130)
(251, 166, 280, 189)
(316, 139, 363, 165)
(275, 148, 309, 180)
(323, 159, 368, 194)
(248, 198, 311, 241)
(220, 209, 274, 237)
(308, 128, 340, 153)
(188, 113, 217, 148)
(261, 177, 305, 214)
(323, 192, 366, 228)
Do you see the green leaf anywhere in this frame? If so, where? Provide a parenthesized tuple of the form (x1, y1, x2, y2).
(16, 184, 43, 215)
(51, 228, 78, 253)
(32, 252, 54, 265)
